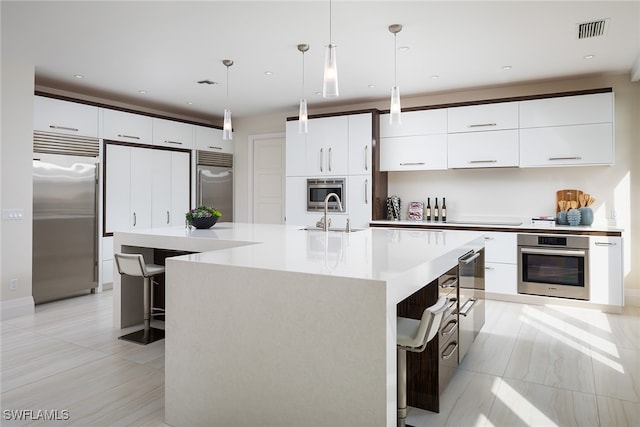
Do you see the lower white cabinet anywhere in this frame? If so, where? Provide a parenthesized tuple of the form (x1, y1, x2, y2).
(101, 236, 114, 286)
(589, 236, 623, 306)
(447, 129, 519, 168)
(380, 134, 447, 171)
(519, 123, 614, 167)
(485, 262, 518, 295)
(347, 175, 371, 228)
(483, 232, 518, 295)
(105, 144, 190, 233)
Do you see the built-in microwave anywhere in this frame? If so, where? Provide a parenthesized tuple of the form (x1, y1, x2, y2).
(307, 178, 346, 212)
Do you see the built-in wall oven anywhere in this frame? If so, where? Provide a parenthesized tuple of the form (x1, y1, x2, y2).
(307, 178, 346, 212)
(518, 234, 590, 300)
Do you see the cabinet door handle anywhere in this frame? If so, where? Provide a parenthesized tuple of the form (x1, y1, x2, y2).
(468, 123, 496, 128)
(49, 125, 79, 132)
(594, 242, 616, 246)
(484, 236, 494, 240)
(441, 319, 458, 336)
(320, 148, 324, 172)
(166, 211, 170, 224)
(485, 266, 494, 270)
(364, 179, 368, 204)
(399, 162, 425, 166)
(165, 140, 183, 145)
(364, 145, 369, 171)
(208, 146, 223, 150)
(468, 160, 497, 164)
(133, 212, 137, 227)
(441, 342, 458, 360)
(118, 134, 141, 140)
(328, 147, 332, 172)
(549, 156, 582, 161)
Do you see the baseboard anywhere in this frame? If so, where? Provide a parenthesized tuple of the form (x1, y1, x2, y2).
(1, 296, 35, 320)
(624, 288, 640, 307)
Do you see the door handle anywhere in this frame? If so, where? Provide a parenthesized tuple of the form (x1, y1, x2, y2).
(166, 211, 170, 224)
(133, 212, 137, 227)
(364, 179, 368, 204)
(364, 145, 369, 171)
(320, 148, 324, 172)
(328, 147, 332, 172)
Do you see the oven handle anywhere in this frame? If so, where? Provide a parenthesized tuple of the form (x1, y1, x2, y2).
(459, 251, 480, 264)
(521, 247, 586, 257)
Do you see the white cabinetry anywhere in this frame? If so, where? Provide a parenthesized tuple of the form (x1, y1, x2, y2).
(347, 175, 372, 228)
(101, 236, 114, 286)
(285, 120, 306, 177)
(348, 113, 373, 175)
(305, 116, 349, 176)
(105, 144, 189, 233)
(519, 92, 614, 167)
(380, 110, 448, 171)
(484, 232, 517, 295)
(447, 102, 518, 133)
(153, 118, 194, 149)
(195, 126, 231, 154)
(447, 130, 519, 168)
(102, 109, 153, 144)
(285, 177, 307, 226)
(589, 236, 623, 306)
(34, 96, 99, 137)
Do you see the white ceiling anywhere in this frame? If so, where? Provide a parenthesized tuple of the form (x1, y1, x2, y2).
(3, 1, 639, 122)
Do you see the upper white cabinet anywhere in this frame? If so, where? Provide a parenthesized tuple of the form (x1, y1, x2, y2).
(102, 109, 153, 144)
(285, 120, 306, 177)
(153, 118, 194, 149)
(589, 236, 623, 306)
(348, 113, 373, 175)
(305, 116, 349, 176)
(34, 96, 99, 137)
(519, 92, 614, 167)
(380, 109, 447, 137)
(380, 134, 447, 171)
(519, 92, 613, 128)
(447, 129, 519, 168)
(447, 102, 518, 133)
(195, 125, 232, 154)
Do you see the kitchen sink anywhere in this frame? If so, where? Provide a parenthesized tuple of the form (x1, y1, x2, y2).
(299, 227, 366, 233)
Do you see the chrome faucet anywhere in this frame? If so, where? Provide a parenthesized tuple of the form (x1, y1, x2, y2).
(316, 192, 343, 231)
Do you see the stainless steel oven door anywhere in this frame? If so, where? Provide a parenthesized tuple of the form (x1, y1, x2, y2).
(518, 246, 589, 300)
(307, 178, 346, 212)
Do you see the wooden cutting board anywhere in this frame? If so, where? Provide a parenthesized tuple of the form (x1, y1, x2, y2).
(556, 189, 583, 212)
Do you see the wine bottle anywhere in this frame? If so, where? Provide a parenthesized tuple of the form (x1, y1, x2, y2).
(425, 198, 431, 221)
(434, 198, 439, 221)
(442, 197, 447, 222)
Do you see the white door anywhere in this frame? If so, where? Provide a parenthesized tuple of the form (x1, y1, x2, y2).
(253, 135, 285, 224)
(151, 150, 173, 228)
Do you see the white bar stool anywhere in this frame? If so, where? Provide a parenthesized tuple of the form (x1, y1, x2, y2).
(114, 253, 166, 345)
(396, 296, 448, 427)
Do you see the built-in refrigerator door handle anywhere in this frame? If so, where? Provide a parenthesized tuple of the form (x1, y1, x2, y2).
(166, 211, 170, 224)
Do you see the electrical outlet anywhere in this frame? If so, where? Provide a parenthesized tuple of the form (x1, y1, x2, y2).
(2, 209, 24, 220)
(9, 278, 18, 291)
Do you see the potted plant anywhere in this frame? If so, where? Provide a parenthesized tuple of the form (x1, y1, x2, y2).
(186, 205, 222, 229)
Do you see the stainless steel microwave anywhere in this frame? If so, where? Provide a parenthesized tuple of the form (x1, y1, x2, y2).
(307, 178, 346, 212)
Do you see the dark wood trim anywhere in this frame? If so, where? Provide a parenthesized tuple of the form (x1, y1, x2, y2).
(369, 221, 622, 237)
(370, 110, 387, 221)
(35, 91, 222, 130)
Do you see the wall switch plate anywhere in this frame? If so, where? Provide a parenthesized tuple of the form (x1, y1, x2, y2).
(9, 279, 18, 291)
(2, 209, 24, 220)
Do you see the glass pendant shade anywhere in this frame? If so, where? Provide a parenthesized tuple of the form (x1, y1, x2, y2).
(390, 86, 402, 125)
(322, 44, 339, 98)
(223, 108, 232, 140)
(298, 99, 308, 133)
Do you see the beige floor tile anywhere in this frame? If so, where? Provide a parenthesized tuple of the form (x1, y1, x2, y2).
(458, 328, 517, 376)
(592, 346, 640, 402)
(596, 395, 640, 426)
(488, 377, 599, 427)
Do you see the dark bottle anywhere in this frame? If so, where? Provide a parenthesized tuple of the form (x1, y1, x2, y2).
(434, 198, 439, 221)
(442, 198, 447, 222)
(425, 198, 432, 221)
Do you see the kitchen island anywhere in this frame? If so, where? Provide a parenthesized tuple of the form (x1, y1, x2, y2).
(112, 223, 484, 427)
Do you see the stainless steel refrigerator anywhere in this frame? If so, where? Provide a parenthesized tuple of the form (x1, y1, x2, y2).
(196, 151, 233, 221)
(32, 153, 98, 304)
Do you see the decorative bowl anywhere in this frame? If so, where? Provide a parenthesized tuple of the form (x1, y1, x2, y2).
(190, 216, 219, 229)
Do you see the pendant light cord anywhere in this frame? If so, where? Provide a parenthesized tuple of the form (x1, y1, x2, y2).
(394, 32, 397, 86)
(301, 51, 305, 97)
(329, 0, 332, 44)
(226, 65, 229, 106)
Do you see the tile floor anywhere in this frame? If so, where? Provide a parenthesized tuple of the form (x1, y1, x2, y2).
(1, 291, 639, 426)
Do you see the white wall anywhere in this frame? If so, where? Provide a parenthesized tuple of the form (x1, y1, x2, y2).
(1, 58, 36, 317)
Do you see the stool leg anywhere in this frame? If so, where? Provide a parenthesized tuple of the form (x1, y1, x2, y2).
(143, 276, 151, 333)
(398, 347, 407, 423)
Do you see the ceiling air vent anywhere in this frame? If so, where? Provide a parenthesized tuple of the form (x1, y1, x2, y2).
(577, 19, 609, 39)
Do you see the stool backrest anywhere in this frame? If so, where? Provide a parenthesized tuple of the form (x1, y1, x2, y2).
(418, 296, 448, 346)
(114, 253, 149, 278)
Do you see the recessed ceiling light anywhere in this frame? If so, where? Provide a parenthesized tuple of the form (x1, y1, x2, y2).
(368, 84, 376, 88)
(398, 46, 410, 52)
(138, 90, 147, 94)
(430, 75, 439, 79)
(584, 54, 595, 60)
(502, 65, 513, 70)
(264, 71, 274, 76)
(73, 74, 84, 79)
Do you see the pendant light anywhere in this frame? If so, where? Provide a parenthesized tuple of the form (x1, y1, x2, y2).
(322, 0, 339, 98)
(222, 59, 234, 140)
(297, 43, 310, 133)
(389, 24, 402, 125)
